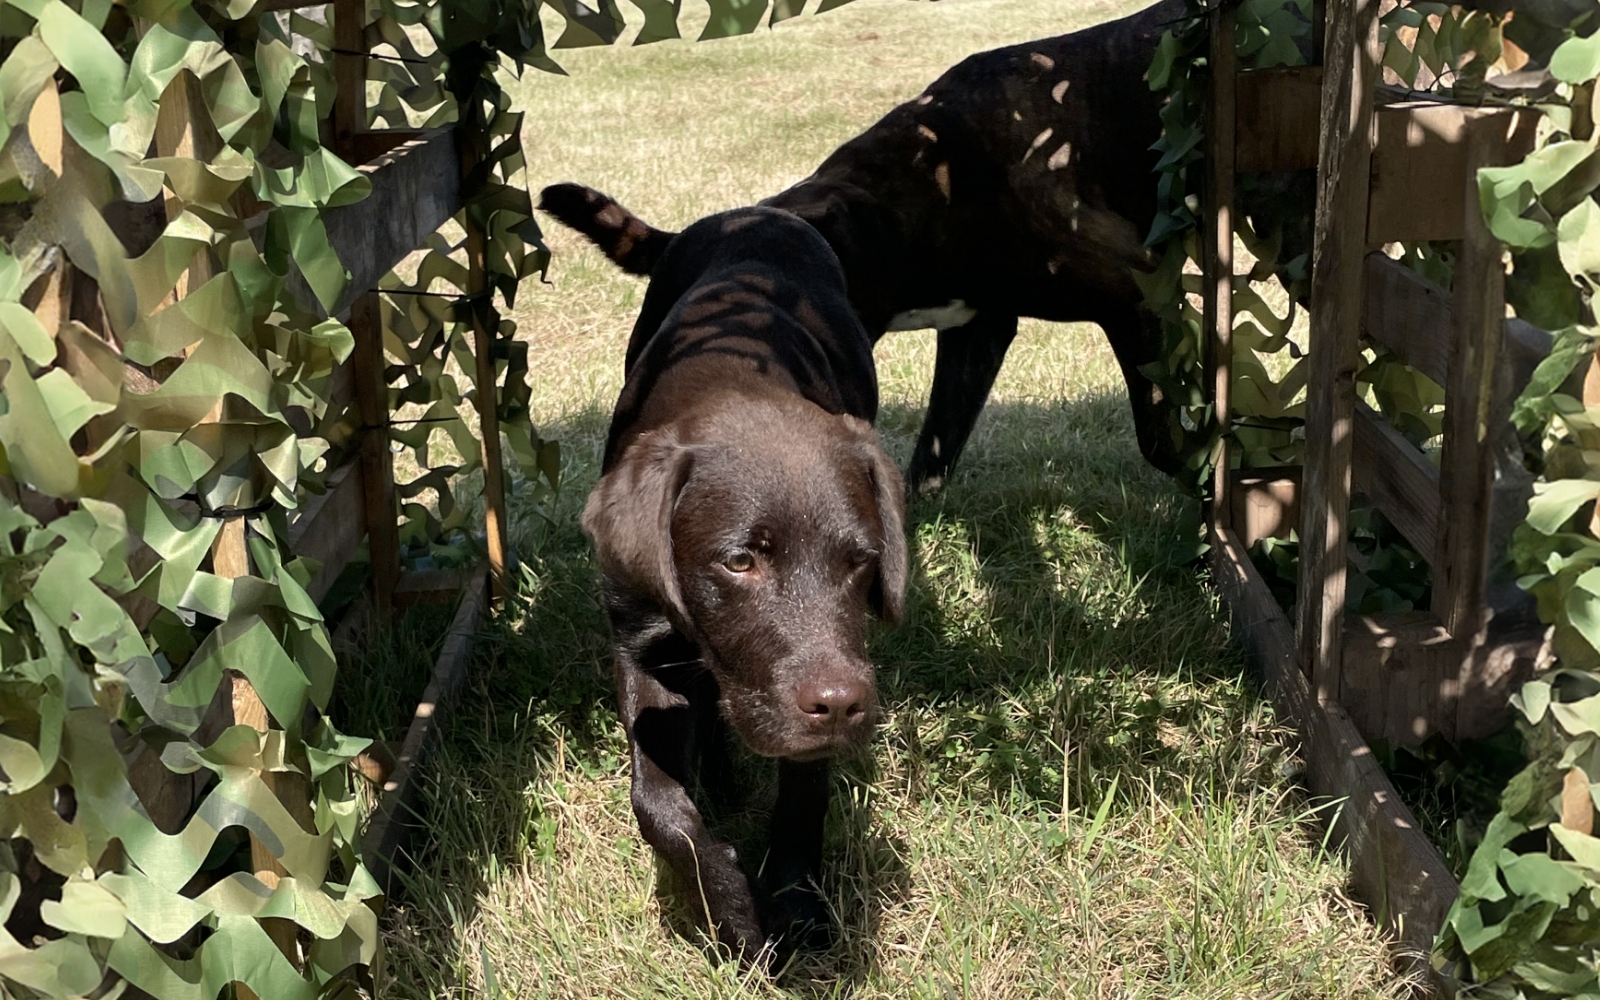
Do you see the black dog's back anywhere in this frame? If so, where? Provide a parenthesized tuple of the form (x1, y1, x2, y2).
(765, 0, 1182, 328)
(603, 207, 878, 468)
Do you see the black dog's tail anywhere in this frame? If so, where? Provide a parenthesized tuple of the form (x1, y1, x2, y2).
(537, 183, 677, 276)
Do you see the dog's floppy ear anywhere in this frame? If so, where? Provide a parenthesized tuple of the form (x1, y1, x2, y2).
(582, 430, 696, 625)
(842, 416, 908, 624)
(538, 183, 677, 276)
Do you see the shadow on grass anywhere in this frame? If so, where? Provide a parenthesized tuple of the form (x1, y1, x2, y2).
(376, 388, 1264, 997)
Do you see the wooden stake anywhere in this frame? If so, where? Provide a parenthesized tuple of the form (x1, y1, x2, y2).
(333, 0, 366, 157)
(212, 517, 251, 579)
(1431, 116, 1506, 639)
(154, 66, 313, 989)
(351, 292, 400, 617)
(461, 136, 511, 604)
(468, 255, 511, 604)
(1296, 0, 1381, 704)
(26, 80, 62, 178)
(1205, 0, 1238, 534)
(152, 71, 221, 298)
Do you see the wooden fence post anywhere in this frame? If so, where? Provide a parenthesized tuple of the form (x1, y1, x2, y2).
(333, 0, 365, 156)
(1431, 116, 1506, 640)
(229, 666, 318, 990)
(459, 137, 512, 604)
(1205, 0, 1237, 533)
(153, 71, 219, 299)
(155, 65, 316, 991)
(351, 292, 401, 617)
(1296, 0, 1381, 703)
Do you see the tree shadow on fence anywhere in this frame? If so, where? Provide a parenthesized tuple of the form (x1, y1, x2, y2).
(371, 387, 1261, 998)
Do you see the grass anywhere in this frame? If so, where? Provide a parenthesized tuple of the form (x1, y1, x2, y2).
(332, 599, 459, 744)
(367, 0, 1424, 996)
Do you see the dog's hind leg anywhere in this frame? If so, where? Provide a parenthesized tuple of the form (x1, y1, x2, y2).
(905, 312, 1019, 496)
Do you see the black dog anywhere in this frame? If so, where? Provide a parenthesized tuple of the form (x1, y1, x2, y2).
(580, 205, 907, 964)
(543, 0, 1209, 495)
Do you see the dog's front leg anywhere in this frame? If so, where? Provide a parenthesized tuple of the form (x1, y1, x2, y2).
(1101, 307, 1191, 478)
(907, 312, 1020, 495)
(761, 758, 831, 949)
(619, 649, 767, 964)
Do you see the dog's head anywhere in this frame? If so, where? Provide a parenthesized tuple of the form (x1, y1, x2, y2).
(583, 398, 906, 760)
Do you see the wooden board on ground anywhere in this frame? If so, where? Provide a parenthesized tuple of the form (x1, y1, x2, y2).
(360, 564, 490, 895)
(1211, 526, 1459, 994)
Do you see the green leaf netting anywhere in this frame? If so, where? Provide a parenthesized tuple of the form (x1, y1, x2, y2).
(0, 0, 848, 995)
(1142, 0, 1316, 492)
(1443, 19, 1600, 996)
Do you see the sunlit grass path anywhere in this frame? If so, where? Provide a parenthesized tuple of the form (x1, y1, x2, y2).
(372, 1, 1421, 996)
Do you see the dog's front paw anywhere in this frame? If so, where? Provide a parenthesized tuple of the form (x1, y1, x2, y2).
(763, 879, 833, 957)
(710, 907, 771, 970)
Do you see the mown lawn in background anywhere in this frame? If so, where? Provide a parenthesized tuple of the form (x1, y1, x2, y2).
(370, 0, 1422, 996)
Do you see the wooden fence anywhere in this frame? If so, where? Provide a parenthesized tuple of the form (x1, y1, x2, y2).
(1199, 0, 1550, 986)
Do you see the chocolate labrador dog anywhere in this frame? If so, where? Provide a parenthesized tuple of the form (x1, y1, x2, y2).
(579, 204, 907, 965)
(541, 0, 1313, 495)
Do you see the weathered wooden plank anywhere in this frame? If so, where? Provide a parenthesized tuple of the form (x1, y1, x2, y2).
(360, 566, 489, 895)
(1340, 612, 1457, 747)
(334, 0, 366, 153)
(459, 131, 511, 603)
(1298, 0, 1382, 699)
(1340, 608, 1548, 750)
(1352, 400, 1440, 558)
(350, 292, 400, 617)
(343, 129, 426, 165)
(1433, 119, 1509, 638)
(1230, 467, 1300, 548)
(1205, 1, 1238, 531)
(1368, 103, 1540, 244)
(394, 568, 477, 607)
(289, 460, 366, 604)
(1211, 527, 1458, 993)
(1234, 66, 1323, 173)
(294, 129, 461, 321)
(1363, 253, 1451, 388)
(1364, 258, 1553, 417)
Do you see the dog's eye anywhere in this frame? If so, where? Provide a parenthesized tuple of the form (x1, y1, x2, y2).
(847, 550, 876, 570)
(723, 550, 756, 573)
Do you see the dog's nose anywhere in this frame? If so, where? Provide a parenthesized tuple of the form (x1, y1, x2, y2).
(795, 679, 869, 727)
